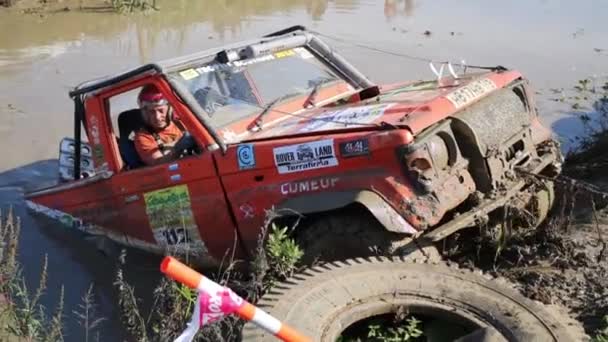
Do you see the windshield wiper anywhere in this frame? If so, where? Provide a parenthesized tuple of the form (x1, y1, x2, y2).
(252, 92, 299, 130)
(303, 77, 338, 109)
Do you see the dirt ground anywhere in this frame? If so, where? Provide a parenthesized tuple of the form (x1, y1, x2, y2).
(444, 158, 608, 336)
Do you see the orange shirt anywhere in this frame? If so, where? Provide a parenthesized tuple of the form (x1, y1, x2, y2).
(134, 122, 183, 165)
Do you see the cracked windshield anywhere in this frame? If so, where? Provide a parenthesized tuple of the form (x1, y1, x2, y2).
(0, 1, 607, 342)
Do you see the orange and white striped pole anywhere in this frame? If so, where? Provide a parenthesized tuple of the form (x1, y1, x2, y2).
(160, 256, 312, 342)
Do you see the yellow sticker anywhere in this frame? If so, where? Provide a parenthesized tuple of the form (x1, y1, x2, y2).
(274, 49, 296, 59)
(179, 69, 200, 80)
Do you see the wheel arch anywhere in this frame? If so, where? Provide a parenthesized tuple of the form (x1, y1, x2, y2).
(274, 189, 417, 235)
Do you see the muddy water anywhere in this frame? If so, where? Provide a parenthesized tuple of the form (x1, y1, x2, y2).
(0, 0, 606, 340)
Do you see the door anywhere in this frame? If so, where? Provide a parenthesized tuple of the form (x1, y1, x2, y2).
(109, 151, 241, 263)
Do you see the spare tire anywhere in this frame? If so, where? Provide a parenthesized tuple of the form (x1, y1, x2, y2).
(242, 257, 586, 342)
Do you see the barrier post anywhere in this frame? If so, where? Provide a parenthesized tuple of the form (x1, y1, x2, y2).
(160, 256, 312, 342)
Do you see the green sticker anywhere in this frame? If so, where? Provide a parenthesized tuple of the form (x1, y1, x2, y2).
(143, 185, 200, 246)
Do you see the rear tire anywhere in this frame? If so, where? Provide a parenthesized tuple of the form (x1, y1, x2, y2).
(242, 257, 587, 342)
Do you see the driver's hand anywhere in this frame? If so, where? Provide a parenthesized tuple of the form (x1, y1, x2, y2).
(173, 132, 196, 152)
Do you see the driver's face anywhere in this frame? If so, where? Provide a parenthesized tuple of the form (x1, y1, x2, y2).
(142, 105, 169, 130)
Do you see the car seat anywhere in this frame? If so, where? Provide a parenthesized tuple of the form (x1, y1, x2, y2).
(117, 109, 145, 169)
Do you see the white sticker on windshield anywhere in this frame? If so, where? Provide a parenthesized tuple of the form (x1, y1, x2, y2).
(294, 47, 313, 59)
(299, 103, 396, 133)
(179, 69, 200, 80)
(195, 54, 277, 74)
(445, 78, 497, 109)
(273, 139, 338, 174)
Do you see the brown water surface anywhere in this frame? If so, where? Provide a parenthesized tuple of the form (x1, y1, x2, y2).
(0, 1, 607, 340)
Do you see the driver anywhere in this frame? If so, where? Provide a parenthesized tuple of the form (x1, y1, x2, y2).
(134, 84, 196, 166)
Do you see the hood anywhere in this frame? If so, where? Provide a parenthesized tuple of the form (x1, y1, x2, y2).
(218, 70, 523, 143)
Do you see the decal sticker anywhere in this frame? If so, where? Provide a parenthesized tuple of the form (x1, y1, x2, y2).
(31, 202, 82, 230)
(199, 287, 244, 326)
(273, 138, 338, 174)
(196, 54, 276, 74)
(273, 49, 296, 58)
(124, 194, 139, 203)
(92, 145, 104, 160)
(179, 68, 200, 80)
(299, 103, 396, 133)
(170, 174, 181, 182)
(236, 144, 256, 170)
(294, 47, 313, 59)
(26, 200, 211, 257)
(168, 163, 179, 171)
(26, 200, 90, 232)
(280, 177, 339, 195)
(239, 204, 255, 219)
(445, 78, 497, 109)
(231, 54, 275, 67)
(143, 185, 201, 247)
(340, 138, 370, 158)
(89, 116, 101, 145)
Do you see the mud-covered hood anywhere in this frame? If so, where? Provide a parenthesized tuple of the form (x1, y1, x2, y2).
(219, 70, 523, 143)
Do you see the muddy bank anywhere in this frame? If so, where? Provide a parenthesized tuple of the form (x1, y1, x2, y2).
(444, 157, 608, 336)
(442, 77, 608, 337)
(1, 0, 110, 12)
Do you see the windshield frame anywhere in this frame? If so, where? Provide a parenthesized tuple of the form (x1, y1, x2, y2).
(161, 28, 375, 152)
(171, 50, 350, 131)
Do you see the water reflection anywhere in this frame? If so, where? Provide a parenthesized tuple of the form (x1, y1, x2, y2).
(384, 0, 417, 21)
(0, 0, 365, 65)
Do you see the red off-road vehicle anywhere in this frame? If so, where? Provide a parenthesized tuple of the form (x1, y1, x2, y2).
(25, 26, 563, 266)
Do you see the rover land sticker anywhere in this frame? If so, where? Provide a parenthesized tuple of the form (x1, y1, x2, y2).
(143, 185, 201, 247)
(179, 68, 200, 80)
(299, 103, 396, 133)
(273, 138, 338, 174)
(280, 177, 339, 195)
(445, 78, 497, 109)
(237, 144, 256, 170)
(340, 138, 370, 158)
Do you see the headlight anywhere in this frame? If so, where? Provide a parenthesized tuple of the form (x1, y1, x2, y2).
(399, 123, 459, 192)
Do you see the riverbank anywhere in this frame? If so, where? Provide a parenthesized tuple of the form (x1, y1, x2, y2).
(0, 0, 155, 14)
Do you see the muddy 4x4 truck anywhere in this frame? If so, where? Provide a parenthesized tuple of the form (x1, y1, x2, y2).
(25, 25, 563, 268)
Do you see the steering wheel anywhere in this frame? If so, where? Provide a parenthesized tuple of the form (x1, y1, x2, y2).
(173, 132, 202, 157)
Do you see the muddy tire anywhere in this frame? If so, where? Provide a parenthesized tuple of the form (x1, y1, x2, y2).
(296, 209, 439, 265)
(241, 257, 587, 342)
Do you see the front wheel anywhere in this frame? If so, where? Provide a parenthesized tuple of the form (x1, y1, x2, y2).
(242, 257, 587, 342)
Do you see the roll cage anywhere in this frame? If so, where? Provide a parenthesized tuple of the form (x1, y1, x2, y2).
(67, 25, 375, 180)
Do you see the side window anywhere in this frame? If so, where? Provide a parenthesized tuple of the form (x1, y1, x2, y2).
(109, 87, 143, 141)
(105, 83, 200, 172)
(106, 87, 146, 171)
